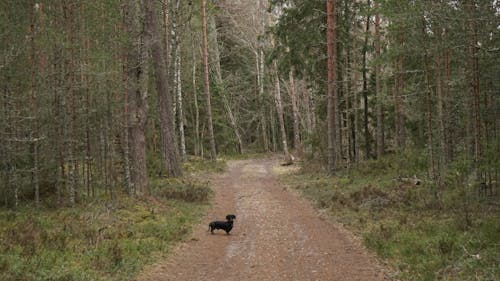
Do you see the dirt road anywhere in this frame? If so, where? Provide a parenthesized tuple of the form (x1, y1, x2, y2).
(138, 158, 388, 281)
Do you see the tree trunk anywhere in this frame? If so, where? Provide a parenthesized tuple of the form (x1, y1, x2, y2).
(362, 0, 371, 159)
(352, 0, 359, 162)
(123, 0, 150, 193)
(29, 0, 40, 206)
(444, 29, 452, 160)
(289, 66, 301, 154)
(392, 60, 400, 151)
(468, 0, 481, 162)
(191, 26, 201, 156)
(375, 3, 384, 158)
(434, 25, 447, 180)
(398, 35, 406, 148)
(259, 49, 269, 152)
(175, 33, 187, 161)
(145, 0, 181, 177)
(327, 0, 338, 173)
(273, 61, 289, 155)
(422, 18, 436, 180)
(201, 0, 217, 160)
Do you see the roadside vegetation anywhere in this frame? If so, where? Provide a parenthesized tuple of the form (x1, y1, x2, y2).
(0, 157, 224, 281)
(283, 150, 499, 281)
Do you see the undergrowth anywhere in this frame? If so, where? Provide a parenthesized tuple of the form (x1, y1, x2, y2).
(284, 150, 499, 281)
(0, 157, 221, 281)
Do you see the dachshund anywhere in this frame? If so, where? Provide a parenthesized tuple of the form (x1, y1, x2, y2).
(208, 214, 236, 234)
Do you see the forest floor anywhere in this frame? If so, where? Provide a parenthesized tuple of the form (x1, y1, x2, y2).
(137, 157, 390, 281)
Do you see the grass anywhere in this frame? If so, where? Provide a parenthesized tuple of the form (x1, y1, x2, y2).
(282, 151, 499, 281)
(0, 195, 208, 281)
(0, 157, 222, 281)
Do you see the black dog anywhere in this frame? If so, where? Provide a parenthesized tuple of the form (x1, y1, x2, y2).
(208, 214, 236, 234)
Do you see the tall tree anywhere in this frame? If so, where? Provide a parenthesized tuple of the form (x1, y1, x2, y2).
(201, 0, 217, 160)
(144, 0, 181, 177)
(374, 1, 384, 158)
(123, 0, 149, 193)
(327, 0, 339, 173)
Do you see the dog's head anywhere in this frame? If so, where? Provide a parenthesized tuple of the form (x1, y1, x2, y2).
(226, 214, 236, 221)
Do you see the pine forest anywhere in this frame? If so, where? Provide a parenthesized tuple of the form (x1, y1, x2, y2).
(0, 0, 498, 280)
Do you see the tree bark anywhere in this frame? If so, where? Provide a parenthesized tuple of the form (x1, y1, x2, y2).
(468, 0, 481, 162)
(289, 66, 301, 154)
(362, 0, 371, 159)
(327, 0, 339, 173)
(29, 0, 40, 206)
(434, 25, 447, 180)
(352, 0, 359, 162)
(375, 2, 384, 158)
(259, 49, 269, 152)
(191, 24, 201, 156)
(422, 18, 436, 179)
(273, 62, 289, 155)
(123, 0, 150, 193)
(145, 0, 181, 177)
(201, 0, 217, 160)
(175, 25, 187, 161)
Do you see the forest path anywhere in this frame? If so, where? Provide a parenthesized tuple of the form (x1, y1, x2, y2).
(137, 157, 388, 281)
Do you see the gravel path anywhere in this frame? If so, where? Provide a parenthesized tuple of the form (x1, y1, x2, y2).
(137, 158, 388, 281)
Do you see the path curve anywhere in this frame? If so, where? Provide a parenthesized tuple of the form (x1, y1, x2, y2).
(137, 157, 388, 281)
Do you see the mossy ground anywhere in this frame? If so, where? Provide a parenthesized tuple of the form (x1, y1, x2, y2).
(282, 151, 499, 280)
(0, 157, 221, 281)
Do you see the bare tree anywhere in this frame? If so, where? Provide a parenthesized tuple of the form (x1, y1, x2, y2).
(144, 0, 181, 177)
(123, 0, 150, 193)
(201, 0, 217, 160)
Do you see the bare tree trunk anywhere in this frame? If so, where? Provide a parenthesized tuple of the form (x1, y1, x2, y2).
(422, 18, 436, 180)
(259, 49, 269, 152)
(67, 1, 79, 206)
(191, 27, 201, 156)
(444, 29, 452, 160)
(434, 26, 447, 180)
(352, 0, 359, 162)
(273, 62, 289, 155)
(29, 0, 40, 206)
(302, 86, 314, 152)
(468, 0, 481, 162)
(392, 60, 401, 150)
(121, 12, 132, 194)
(289, 66, 301, 154)
(123, 0, 150, 193)
(201, 0, 217, 160)
(145, 0, 181, 177)
(375, 3, 384, 158)
(398, 35, 406, 148)
(327, 0, 339, 173)
(362, 0, 371, 159)
(175, 32, 187, 161)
